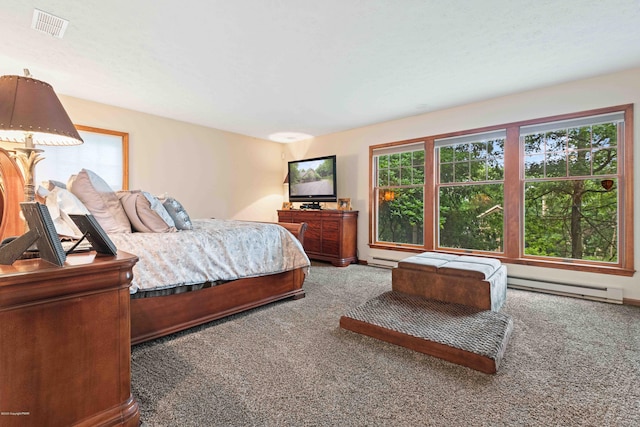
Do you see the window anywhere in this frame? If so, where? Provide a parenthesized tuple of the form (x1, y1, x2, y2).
(521, 113, 623, 263)
(37, 125, 129, 190)
(369, 105, 633, 275)
(372, 142, 425, 246)
(436, 131, 505, 253)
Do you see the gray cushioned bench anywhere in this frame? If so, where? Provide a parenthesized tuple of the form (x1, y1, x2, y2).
(392, 252, 507, 311)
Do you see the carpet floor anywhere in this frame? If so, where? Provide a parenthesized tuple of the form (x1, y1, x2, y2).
(131, 262, 640, 426)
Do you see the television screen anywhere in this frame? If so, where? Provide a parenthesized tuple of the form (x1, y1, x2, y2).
(288, 155, 337, 204)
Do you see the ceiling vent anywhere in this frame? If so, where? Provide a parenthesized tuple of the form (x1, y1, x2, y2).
(31, 9, 69, 38)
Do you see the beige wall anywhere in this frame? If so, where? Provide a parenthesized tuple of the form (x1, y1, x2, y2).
(7, 68, 637, 299)
(285, 67, 640, 300)
(56, 96, 285, 223)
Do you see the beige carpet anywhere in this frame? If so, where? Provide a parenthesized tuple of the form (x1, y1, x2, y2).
(132, 262, 640, 426)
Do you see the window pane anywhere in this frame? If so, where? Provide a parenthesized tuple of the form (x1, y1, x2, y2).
(593, 148, 617, 175)
(454, 144, 469, 161)
(378, 168, 389, 186)
(568, 126, 591, 150)
(488, 156, 504, 180)
(400, 152, 412, 167)
(487, 140, 504, 156)
(470, 161, 486, 181)
(388, 167, 400, 185)
(439, 184, 504, 252)
(471, 142, 486, 158)
(454, 162, 469, 182)
(592, 124, 617, 148)
(378, 155, 389, 169)
(568, 150, 591, 176)
(524, 154, 544, 178)
(412, 166, 425, 185)
(524, 134, 544, 155)
(546, 130, 567, 151)
(524, 179, 618, 262)
(440, 146, 454, 162)
(440, 163, 453, 183)
(545, 151, 566, 177)
(377, 187, 424, 245)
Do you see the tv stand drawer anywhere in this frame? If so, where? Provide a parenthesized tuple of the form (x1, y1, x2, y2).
(277, 209, 358, 267)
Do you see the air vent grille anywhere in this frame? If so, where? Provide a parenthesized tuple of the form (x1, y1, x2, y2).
(31, 9, 69, 39)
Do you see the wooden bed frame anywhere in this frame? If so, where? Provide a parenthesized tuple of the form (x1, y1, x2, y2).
(0, 148, 308, 345)
(130, 222, 307, 344)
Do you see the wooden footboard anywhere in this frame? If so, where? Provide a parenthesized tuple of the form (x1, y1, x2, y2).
(130, 221, 308, 344)
(131, 266, 306, 345)
(271, 221, 308, 245)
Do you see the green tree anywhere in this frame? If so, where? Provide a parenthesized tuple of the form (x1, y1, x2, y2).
(438, 139, 505, 252)
(376, 150, 424, 245)
(523, 124, 618, 261)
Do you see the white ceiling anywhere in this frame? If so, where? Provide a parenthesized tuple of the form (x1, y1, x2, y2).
(1, 0, 640, 142)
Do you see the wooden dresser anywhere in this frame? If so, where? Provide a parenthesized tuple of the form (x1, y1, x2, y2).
(0, 251, 140, 427)
(278, 209, 358, 267)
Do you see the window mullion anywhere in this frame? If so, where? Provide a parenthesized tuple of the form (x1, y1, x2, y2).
(424, 138, 435, 250)
(503, 126, 521, 259)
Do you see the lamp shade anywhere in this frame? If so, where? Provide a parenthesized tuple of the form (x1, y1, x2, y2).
(0, 75, 83, 146)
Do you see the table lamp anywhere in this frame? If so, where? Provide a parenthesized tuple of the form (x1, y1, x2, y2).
(0, 73, 83, 202)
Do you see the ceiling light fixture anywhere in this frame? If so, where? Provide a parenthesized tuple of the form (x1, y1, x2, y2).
(268, 132, 313, 144)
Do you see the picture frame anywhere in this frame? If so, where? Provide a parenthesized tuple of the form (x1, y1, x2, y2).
(0, 202, 67, 266)
(337, 198, 351, 211)
(282, 201, 293, 210)
(69, 214, 118, 256)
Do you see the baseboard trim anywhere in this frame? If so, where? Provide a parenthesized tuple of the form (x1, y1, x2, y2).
(623, 297, 640, 307)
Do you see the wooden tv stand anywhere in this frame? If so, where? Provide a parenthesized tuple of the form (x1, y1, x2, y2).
(278, 209, 358, 267)
(0, 251, 140, 427)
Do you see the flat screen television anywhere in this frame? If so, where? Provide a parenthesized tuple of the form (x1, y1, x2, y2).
(288, 155, 337, 207)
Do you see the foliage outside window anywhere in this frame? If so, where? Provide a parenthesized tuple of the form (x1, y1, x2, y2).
(437, 132, 505, 253)
(522, 115, 621, 262)
(374, 144, 425, 245)
(369, 105, 633, 275)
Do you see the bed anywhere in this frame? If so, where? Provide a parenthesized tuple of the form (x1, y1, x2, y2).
(0, 148, 310, 345)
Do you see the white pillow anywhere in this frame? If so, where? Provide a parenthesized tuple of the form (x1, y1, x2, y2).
(67, 169, 131, 233)
(45, 187, 90, 239)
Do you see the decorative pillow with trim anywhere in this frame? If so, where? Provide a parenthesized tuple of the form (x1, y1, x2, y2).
(67, 169, 131, 233)
(158, 195, 193, 230)
(118, 190, 176, 233)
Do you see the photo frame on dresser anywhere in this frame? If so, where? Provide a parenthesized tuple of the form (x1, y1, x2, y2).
(69, 214, 118, 256)
(0, 202, 66, 266)
(338, 198, 351, 211)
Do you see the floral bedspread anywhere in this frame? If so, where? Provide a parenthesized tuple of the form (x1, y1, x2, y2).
(108, 219, 310, 294)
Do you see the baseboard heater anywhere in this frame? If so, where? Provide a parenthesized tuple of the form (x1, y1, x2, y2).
(369, 257, 401, 269)
(508, 276, 623, 304)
